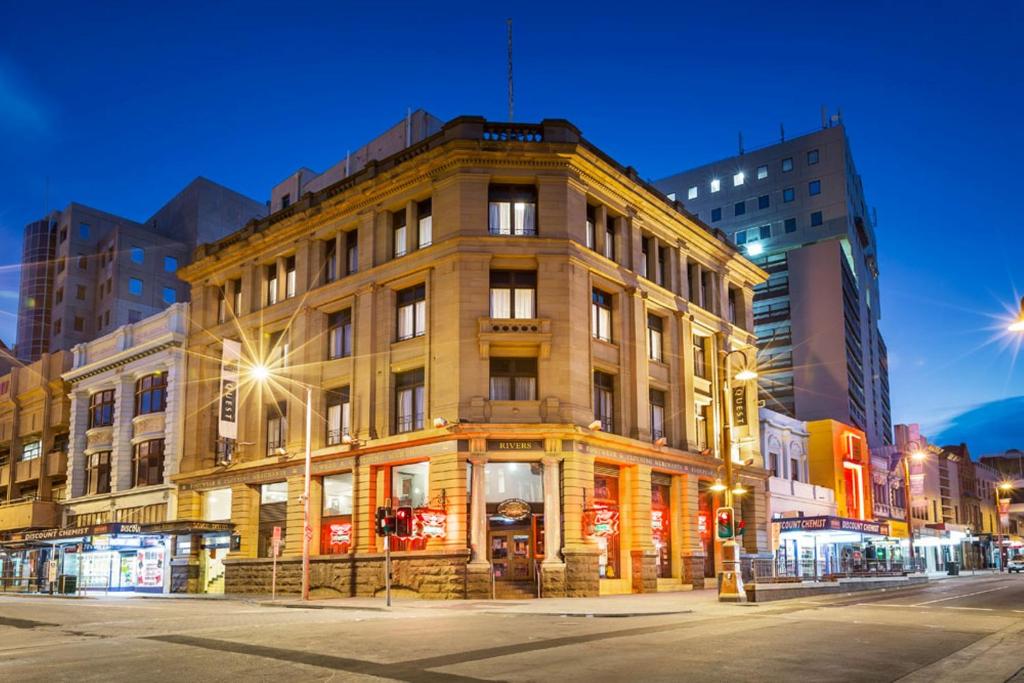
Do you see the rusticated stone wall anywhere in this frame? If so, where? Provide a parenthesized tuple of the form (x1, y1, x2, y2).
(225, 549, 473, 599)
(563, 548, 600, 597)
(631, 549, 658, 593)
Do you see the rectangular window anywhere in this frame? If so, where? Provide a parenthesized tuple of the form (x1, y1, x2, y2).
(734, 230, 747, 246)
(217, 287, 227, 324)
(489, 357, 538, 401)
(782, 157, 793, 172)
(79, 223, 90, 239)
(768, 452, 780, 478)
(649, 389, 666, 440)
(807, 149, 819, 165)
(733, 172, 744, 186)
(76, 285, 86, 300)
(693, 335, 709, 379)
(131, 247, 144, 264)
(231, 278, 242, 314)
(321, 472, 353, 554)
(757, 165, 768, 180)
(326, 387, 351, 445)
(132, 439, 165, 487)
(266, 401, 287, 453)
(78, 255, 88, 270)
(593, 371, 615, 433)
(758, 195, 770, 210)
(89, 389, 115, 428)
(710, 178, 721, 193)
(734, 201, 745, 216)
(711, 207, 722, 222)
(20, 440, 41, 462)
(810, 211, 823, 227)
(585, 205, 596, 249)
(695, 403, 711, 451)
(783, 187, 795, 203)
(647, 314, 664, 362)
(592, 289, 612, 342)
(396, 284, 426, 341)
(728, 287, 740, 325)
(687, 186, 698, 200)
(135, 373, 167, 415)
(162, 287, 176, 304)
(87, 451, 111, 495)
(488, 185, 537, 236)
(54, 319, 62, 335)
(129, 278, 143, 296)
(56, 287, 64, 304)
(346, 230, 358, 275)
(164, 256, 178, 272)
(328, 308, 352, 359)
(281, 193, 291, 209)
(323, 238, 338, 283)
(784, 217, 797, 233)
(417, 199, 432, 248)
(258, 482, 288, 558)
(489, 270, 536, 319)
(640, 237, 650, 279)
(759, 225, 771, 240)
(603, 216, 616, 260)
(284, 256, 296, 299)
(74, 316, 84, 332)
(808, 180, 821, 196)
(393, 209, 407, 258)
(266, 264, 278, 305)
(395, 369, 425, 433)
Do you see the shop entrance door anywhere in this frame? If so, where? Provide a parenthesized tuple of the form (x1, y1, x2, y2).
(489, 529, 532, 582)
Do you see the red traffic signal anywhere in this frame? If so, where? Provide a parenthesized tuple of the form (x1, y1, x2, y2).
(716, 507, 734, 539)
(376, 506, 395, 536)
(395, 506, 414, 538)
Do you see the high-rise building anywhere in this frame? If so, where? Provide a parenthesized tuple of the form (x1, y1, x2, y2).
(15, 178, 265, 362)
(656, 119, 893, 447)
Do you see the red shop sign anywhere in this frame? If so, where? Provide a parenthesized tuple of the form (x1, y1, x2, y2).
(651, 509, 668, 533)
(584, 506, 620, 538)
(329, 522, 352, 546)
(414, 508, 447, 539)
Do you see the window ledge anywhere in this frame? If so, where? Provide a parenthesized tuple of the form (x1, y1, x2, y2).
(478, 318, 551, 359)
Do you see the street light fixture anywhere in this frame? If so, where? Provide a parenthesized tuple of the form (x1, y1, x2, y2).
(995, 481, 1014, 571)
(709, 479, 728, 493)
(248, 361, 315, 601)
(1008, 296, 1024, 333)
(900, 439, 927, 571)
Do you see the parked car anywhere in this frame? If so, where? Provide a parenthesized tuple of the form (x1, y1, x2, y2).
(1008, 557, 1024, 574)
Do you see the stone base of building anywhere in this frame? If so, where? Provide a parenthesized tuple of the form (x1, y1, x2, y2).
(682, 551, 707, 589)
(631, 550, 658, 593)
(563, 548, 601, 597)
(540, 562, 567, 597)
(224, 549, 473, 599)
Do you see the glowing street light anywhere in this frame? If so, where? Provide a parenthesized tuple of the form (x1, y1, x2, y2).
(1009, 296, 1024, 333)
(995, 482, 1014, 571)
(900, 440, 928, 570)
(709, 479, 728, 493)
(734, 368, 758, 382)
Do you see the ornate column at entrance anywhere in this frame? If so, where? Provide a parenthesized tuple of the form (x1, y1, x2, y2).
(466, 453, 490, 598)
(541, 454, 566, 597)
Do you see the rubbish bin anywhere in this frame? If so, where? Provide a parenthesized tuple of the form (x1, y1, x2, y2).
(946, 562, 960, 576)
(57, 575, 77, 594)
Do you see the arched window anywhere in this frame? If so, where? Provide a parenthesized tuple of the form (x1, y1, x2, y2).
(135, 373, 167, 415)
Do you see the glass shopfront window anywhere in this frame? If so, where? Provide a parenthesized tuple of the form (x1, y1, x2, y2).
(651, 480, 672, 578)
(390, 462, 429, 550)
(203, 488, 233, 521)
(321, 473, 353, 554)
(594, 469, 621, 579)
(258, 482, 288, 558)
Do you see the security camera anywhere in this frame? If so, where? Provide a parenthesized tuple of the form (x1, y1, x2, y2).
(433, 417, 450, 429)
(588, 419, 603, 431)
(654, 437, 668, 448)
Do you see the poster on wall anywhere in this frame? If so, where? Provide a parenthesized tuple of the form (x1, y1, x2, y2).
(135, 548, 164, 588)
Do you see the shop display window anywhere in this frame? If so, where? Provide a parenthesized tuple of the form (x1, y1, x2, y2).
(390, 462, 429, 550)
(594, 470, 621, 579)
(321, 473, 353, 554)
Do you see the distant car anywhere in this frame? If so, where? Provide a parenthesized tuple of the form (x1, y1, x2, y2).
(1009, 557, 1024, 574)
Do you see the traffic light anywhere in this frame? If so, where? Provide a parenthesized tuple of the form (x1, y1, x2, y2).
(716, 507, 734, 539)
(395, 506, 414, 538)
(376, 506, 395, 536)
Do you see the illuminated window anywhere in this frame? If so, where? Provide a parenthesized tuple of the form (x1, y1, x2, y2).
(733, 172, 744, 187)
(489, 358, 537, 401)
(87, 451, 111, 495)
(490, 270, 536, 319)
(687, 186, 698, 200)
(284, 256, 296, 298)
(162, 287, 176, 304)
(396, 285, 426, 341)
(757, 165, 768, 180)
(164, 256, 178, 272)
(649, 389, 666, 440)
(417, 199, 432, 249)
(647, 313, 664, 362)
(393, 209, 407, 258)
(326, 387, 351, 445)
(131, 247, 144, 264)
(710, 178, 721, 193)
(593, 371, 615, 433)
(129, 278, 143, 296)
(20, 440, 41, 462)
(585, 205, 596, 249)
(591, 289, 612, 342)
(488, 185, 537, 236)
(395, 369, 425, 433)
(327, 309, 352, 359)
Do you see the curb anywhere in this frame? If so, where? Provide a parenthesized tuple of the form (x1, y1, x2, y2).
(483, 609, 694, 619)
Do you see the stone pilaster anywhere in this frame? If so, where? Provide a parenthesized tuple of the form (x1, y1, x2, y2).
(680, 474, 707, 588)
(111, 374, 136, 491)
(541, 453, 566, 597)
(67, 389, 89, 497)
(230, 482, 259, 558)
(468, 454, 487, 566)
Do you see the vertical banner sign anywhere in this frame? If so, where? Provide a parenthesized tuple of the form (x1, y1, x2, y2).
(219, 339, 241, 440)
(910, 473, 925, 497)
(732, 386, 748, 427)
(999, 498, 1011, 528)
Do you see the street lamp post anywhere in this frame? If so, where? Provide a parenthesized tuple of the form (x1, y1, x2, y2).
(994, 482, 1014, 571)
(899, 441, 928, 572)
(716, 339, 757, 603)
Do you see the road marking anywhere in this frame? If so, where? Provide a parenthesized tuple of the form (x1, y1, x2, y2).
(944, 607, 993, 611)
(912, 585, 1007, 606)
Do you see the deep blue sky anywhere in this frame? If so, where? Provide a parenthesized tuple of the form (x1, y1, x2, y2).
(1, 2, 1021, 453)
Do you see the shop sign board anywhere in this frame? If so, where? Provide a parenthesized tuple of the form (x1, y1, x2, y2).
(732, 386, 748, 427)
(496, 498, 532, 522)
(415, 509, 447, 538)
(778, 516, 888, 536)
(584, 506, 620, 538)
(18, 522, 142, 543)
(487, 439, 544, 451)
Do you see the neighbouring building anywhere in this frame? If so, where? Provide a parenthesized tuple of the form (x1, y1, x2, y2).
(655, 116, 893, 448)
(15, 178, 265, 363)
(173, 115, 770, 599)
(0, 351, 72, 590)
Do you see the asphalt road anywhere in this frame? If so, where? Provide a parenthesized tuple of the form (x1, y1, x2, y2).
(1, 574, 1023, 682)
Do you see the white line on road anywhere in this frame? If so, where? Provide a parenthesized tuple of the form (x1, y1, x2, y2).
(912, 585, 1007, 606)
(944, 607, 993, 611)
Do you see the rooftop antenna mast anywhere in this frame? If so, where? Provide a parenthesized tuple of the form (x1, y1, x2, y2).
(507, 18, 514, 120)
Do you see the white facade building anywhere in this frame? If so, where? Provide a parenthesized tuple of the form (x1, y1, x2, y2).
(59, 303, 189, 592)
(760, 408, 836, 519)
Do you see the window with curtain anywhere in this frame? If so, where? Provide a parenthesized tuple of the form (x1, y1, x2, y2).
(135, 373, 167, 415)
(326, 387, 351, 445)
(593, 371, 615, 433)
(284, 256, 296, 299)
(132, 439, 165, 487)
(328, 309, 352, 359)
(592, 289, 612, 342)
(649, 389, 666, 440)
(395, 369, 425, 433)
(604, 217, 616, 260)
(216, 287, 227, 323)
(266, 264, 278, 305)
(393, 209, 407, 258)
(489, 358, 537, 401)
(417, 199, 432, 248)
(585, 205, 596, 249)
(346, 230, 359, 275)
(396, 285, 426, 340)
(323, 238, 338, 283)
(231, 279, 242, 314)
(693, 335, 710, 379)
(488, 185, 537, 235)
(647, 314, 664, 362)
(266, 401, 287, 453)
(696, 403, 711, 451)
(489, 270, 536, 319)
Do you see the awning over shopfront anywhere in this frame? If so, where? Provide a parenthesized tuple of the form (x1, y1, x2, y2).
(0, 520, 233, 548)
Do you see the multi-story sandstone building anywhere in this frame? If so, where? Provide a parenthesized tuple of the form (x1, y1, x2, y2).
(656, 118, 893, 448)
(0, 351, 72, 589)
(174, 116, 769, 598)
